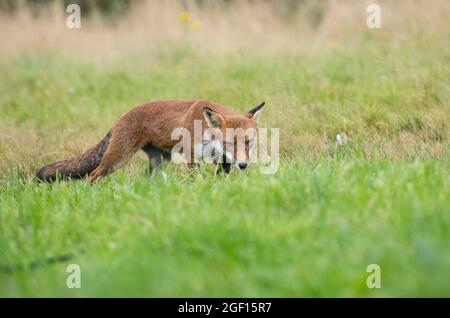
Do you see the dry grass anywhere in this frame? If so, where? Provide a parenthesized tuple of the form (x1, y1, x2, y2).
(0, 0, 449, 57)
(0, 0, 449, 176)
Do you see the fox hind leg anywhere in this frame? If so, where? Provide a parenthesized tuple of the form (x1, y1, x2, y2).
(89, 150, 138, 182)
(89, 135, 142, 182)
(141, 143, 171, 177)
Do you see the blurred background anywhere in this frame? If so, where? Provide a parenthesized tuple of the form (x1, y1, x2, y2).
(0, 0, 449, 174)
(1, 0, 448, 56)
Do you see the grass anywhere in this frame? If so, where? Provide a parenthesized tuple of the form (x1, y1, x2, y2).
(0, 159, 449, 297)
(0, 0, 449, 297)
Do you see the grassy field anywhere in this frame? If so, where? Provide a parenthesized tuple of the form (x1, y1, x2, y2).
(0, 0, 449, 297)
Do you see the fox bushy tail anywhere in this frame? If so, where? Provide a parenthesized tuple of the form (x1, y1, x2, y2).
(35, 132, 112, 182)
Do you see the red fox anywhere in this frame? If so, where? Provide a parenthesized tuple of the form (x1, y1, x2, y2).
(36, 99, 265, 182)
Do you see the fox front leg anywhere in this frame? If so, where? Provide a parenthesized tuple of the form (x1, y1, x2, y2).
(215, 163, 231, 175)
(141, 143, 171, 179)
(215, 155, 231, 175)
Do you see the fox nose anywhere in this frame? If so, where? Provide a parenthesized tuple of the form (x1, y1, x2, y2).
(238, 163, 248, 170)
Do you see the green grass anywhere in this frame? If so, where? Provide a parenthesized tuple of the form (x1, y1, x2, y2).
(0, 31, 449, 296)
(0, 160, 449, 297)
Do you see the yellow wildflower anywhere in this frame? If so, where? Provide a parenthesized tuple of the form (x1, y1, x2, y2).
(191, 20, 202, 30)
(179, 11, 191, 22)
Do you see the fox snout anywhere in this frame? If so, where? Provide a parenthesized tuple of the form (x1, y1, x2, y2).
(237, 162, 248, 170)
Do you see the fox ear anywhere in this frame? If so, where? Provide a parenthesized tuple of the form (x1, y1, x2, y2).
(246, 101, 265, 122)
(203, 107, 225, 128)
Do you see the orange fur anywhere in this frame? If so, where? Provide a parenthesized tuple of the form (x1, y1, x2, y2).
(37, 99, 263, 182)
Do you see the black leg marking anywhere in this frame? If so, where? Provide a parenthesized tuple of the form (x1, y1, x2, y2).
(215, 155, 231, 175)
(141, 143, 171, 174)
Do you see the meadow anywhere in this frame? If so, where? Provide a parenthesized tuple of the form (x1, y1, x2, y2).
(0, 0, 449, 297)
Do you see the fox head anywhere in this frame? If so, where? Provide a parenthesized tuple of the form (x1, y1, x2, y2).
(202, 102, 265, 170)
